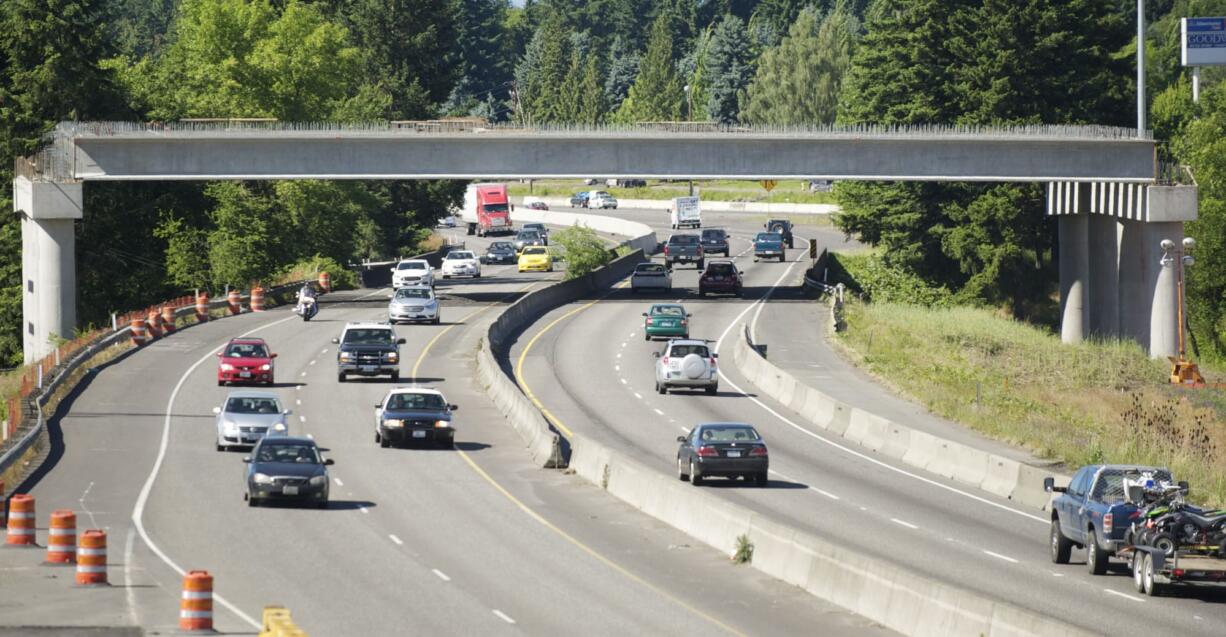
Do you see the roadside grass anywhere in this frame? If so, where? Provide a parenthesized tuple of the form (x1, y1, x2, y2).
(834, 301, 1226, 507)
(507, 179, 836, 204)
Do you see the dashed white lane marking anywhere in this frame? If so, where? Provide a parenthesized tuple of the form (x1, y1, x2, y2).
(620, 379, 627, 385)
(628, 331, 635, 337)
(633, 392, 642, 399)
(1103, 589, 1145, 603)
(492, 610, 516, 625)
(389, 534, 404, 545)
(614, 365, 620, 371)
(859, 506, 868, 511)
(616, 352, 622, 359)
(296, 399, 301, 405)
(1194, 615, 1204, 620)
(305, 433, 314, 439)
(321, 348, 328, 353)
(359, 506, 369, 514)
(814, 488, 841, 500)
(432, 569, 451, 582)
(333, 478, 344, 487)
(890, 518, 919, 530)
(653, 408, 664, 415)
(309, 360, 316, 365)
(982, 550, 1019, 564)
(300, 371, 307, 377)
(1050, 572, 1065, 577)
(299, 415, 306, 423)
(295, 386, 302, 391)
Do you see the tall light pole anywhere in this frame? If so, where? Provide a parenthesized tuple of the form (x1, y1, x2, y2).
(1137, 0, 1147, 135)
(684, 84, 694, 195)
(1160, 237, 1204, 384)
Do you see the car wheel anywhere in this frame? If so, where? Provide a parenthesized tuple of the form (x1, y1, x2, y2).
(442, 274, 449, 279)
(432, 317, 441, 325)
(1142, 553, 1162, 596)
(390, 371, 400, 382)
(677, 457, 689, 482)
(644, 332, 650, 341)
(317, 499, 329, 510)
(779, 254, 786, 262)
(1050, 519, 1072, 564)
(1086, 528, 1108, 575)
(375, 431, 381, 444)
(247, 495, 259, 508)
(698, 289, 706, 297)
(696, 260, 704, 270)
(705, 385, 717, 395)
(755, 472, 768, 487)
(690, 461, 702, 486)
(380, 435, 390, 449)
(1132, 551, 1146, 593)
(474, 272, 481, 278)
(217, 380, 224, 386)
(656, 382, 666, 395)
(216, 443, 225, 452)
(337, 372, 346, 383)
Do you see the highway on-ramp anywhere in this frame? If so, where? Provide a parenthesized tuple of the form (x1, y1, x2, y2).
(3, 217, 891, 636)
(508, 209, 1226, 636)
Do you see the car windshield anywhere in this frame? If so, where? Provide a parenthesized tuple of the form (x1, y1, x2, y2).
(447, 251, 475, 260)
(669, 235, 699, 245)
(385, 393, 448, 410)
(701, 230, 725, 239)
(483, 204, 509, 213)
(256, 442, 321, 464)
(669, 344, 710, 357)
(343, 329, 395, 344)
(518, 231, 540, 239)
(651, 305, 685, 317)
(522, 247, 547, 256)
(225, 343, 268, 358)
(394, 288, 432, 300)
(706, 263, 735, 275)
(1094, 468, 1174, 503)
(525, 224, 545, 231)
(755, 233, 782, 242)
(698, 425, 761, 442)
(573, 192, 588, 198)
(226, 397, 280, 414)
(397, 261, 427, 270)
(490, 242, 513, 251)
(593, 192, 610, 197)
(636, 264, 666, 274)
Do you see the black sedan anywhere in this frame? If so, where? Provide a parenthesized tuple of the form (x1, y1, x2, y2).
(677, 423, 768, 487)
(374, 388, 457, 448)
(700, 228, 730, 256)
(244, 436, 333, 508)
(483, 241, 518, 264)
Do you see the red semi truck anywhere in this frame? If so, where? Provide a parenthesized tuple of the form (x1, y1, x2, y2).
(461, 183, 513, 237)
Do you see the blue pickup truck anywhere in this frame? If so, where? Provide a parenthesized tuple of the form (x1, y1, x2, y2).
(753, 232, 786, 262)
(1045, 464, 1177, 574)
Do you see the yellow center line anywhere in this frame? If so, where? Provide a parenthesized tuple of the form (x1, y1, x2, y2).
(410, 278, 541, 378)
(411, 274, 745, 637)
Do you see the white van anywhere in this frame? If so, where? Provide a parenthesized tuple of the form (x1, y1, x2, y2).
(669, 196, 701, 229)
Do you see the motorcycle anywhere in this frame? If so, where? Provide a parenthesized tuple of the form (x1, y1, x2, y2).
(1124, 472, 1226, 557)
(294, 294, 318, 321)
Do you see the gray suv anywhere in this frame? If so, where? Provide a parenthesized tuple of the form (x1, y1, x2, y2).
(332, 322, 406, 382)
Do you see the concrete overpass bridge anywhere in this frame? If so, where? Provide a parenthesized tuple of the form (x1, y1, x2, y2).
(15, 121, 1193, 360)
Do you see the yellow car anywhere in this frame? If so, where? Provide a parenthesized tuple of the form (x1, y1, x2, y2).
(517, 246, 554, 272)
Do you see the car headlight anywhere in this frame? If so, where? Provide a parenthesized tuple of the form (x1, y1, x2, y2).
(272, 422, 287, 433)
(309, 475, 327, 486)
(383, 419, 404, 428)
(224, 420, 238, 432)
(339, 351, 353, 360)
(260, 363, 272, 371)
(386, 352, 399, 361)
(434, 420, 451, 429)
(220, 363, 235, 371)
(253, 473, 273, 484)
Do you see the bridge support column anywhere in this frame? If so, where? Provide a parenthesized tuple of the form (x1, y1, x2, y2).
(1087, 215, 1121, 338)
(1058, 214, 1089, 344)
(15, 176, 82, 363)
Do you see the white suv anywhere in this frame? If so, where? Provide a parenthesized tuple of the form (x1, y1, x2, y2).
(440, 250, 481, 279)
(391, 259, 434, 288)
(653, 339, 718, 395)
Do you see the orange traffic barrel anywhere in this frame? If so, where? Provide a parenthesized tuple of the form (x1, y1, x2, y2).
(250, 287, 266, 312)
(195, 293, 209, 322)
(129, 318, 147, 347)
(75, 529, 107, 585)
(161, 305, 177, 334)
(227, 290, 241, 314)
(318, 271, 331, 293)
(180, 570, 214, 631)
(5, 493, 34, 546)
(45, 509, 76, 564)
(146, 309, 163, 340)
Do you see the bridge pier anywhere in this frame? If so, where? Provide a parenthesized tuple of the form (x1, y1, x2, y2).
(14, 176, 82, 363)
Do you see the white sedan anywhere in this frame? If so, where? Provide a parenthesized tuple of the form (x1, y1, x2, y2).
(441, 250, 481, 279)
(391, 259, 434, 288)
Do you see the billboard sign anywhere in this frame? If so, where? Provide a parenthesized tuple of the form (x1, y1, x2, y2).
(1183, 17, 1226, 66)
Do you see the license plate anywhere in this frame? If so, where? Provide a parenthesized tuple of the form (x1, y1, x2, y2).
(360, 365, 377, 372)
(282, 486, 299, 495)
(412, 430, 427, 438)
(726, 450, 742, 458)
(239, 372, 252, 378)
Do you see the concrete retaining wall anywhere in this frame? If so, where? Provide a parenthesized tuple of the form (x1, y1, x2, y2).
(729, 324, 1071, 507)
(508, 208, 658, 254)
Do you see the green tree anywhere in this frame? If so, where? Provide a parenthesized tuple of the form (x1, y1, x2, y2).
(614, 13, 683, 122)
(603, 36, 640, 111)
(577, 53, 609, 124)
(204, 182, 281, 288)
(445, 0, 512, 116)
(740, 5, 859, 125)
(552, 225, 612, 280)
(704, 14, 753, 124)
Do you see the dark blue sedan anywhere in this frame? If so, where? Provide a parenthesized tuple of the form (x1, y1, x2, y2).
(677, 423, 769, 487)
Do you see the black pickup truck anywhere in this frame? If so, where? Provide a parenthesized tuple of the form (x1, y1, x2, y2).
(333, 322, 406, 382)
(765, 219, 794, 248)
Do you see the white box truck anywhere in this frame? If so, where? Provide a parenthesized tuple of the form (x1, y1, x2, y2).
(669, 196, 701, 229)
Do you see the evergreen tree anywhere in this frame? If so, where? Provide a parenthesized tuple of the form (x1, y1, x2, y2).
(603, 36, 640, 110)
(528, 17, 576, 122)
(513, 28, 547, 124)
(446, 0, 512, 115)
(614, 13, 683, 122)
(704, 14, 753, 124)
(578, 53, 608, 124)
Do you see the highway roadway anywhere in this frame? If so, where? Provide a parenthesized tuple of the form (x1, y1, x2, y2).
(509, 208, 1226, 635)
(4, 214, 891, 636)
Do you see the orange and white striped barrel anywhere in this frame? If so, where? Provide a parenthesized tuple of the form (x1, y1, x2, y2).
(227, 290, 241, 315)
(161, 305, 177, 334)
(45, 509, 76, 564)
(146, 309, 163, 340)
(4, 493, 35, 546)
(318, 271, 331, 293)
(129, 318, 148, 347)
(195, 294, 209, 322)
(180, 570, 214, 631)
(250, 287, 265, 312)
(75, 529, 107, 585)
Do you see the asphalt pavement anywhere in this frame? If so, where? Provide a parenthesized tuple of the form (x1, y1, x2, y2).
(0, 214, 892, 636)
(507, 209, 1226, 636)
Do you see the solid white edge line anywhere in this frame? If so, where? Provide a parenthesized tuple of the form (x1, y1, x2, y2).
(890, 518, 920, 530)
(981, 550, 1020, 564)
(492, 610, 516, 624)
(432, 568, 451, 582)
(712, 245, 1048, 526)
(130, 314, 298, 630)
(1103, 589, 1145, 602)
(389, 534, 404, 545)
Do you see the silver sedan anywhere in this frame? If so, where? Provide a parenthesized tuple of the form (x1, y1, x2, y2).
(214, 391, 290, 451)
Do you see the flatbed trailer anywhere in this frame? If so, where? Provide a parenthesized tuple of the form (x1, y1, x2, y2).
(1124, 545, 1226, 596)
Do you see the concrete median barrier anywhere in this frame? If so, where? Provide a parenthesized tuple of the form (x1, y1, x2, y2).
(729, 323, 1071, 509)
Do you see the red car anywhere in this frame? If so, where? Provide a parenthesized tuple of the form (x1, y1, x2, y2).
(217, 337, 277, 386)
(698, 261, 743, 298)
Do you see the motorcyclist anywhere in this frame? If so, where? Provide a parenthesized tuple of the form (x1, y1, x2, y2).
(295, 283, 319, 320)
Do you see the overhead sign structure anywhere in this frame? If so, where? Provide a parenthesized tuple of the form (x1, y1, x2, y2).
(1182, 17, 1226, 66)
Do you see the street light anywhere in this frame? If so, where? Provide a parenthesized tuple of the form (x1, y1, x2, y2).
(683, 84, 693, 121)
(1160, 236, 1204, 384)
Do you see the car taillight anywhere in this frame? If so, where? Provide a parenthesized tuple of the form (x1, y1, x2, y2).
(696, 247, 704, 256)
(709, 357, 717, 367)
(645, 318, 654, 326)
(661, 356, 669, 365)
(697, 446, 719, 457)
(1174, 568, 1185, 577)
(680, 320, 687, 326)
(1104, 512, 1113, 528)
(750, 446, 768, 457)
(663, 245, 670, 255)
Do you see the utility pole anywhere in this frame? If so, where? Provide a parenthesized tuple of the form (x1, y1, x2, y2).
(1137, 0, 1147, 135)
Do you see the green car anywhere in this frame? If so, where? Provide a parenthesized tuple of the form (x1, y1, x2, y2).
(643, 304, 690, 341)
